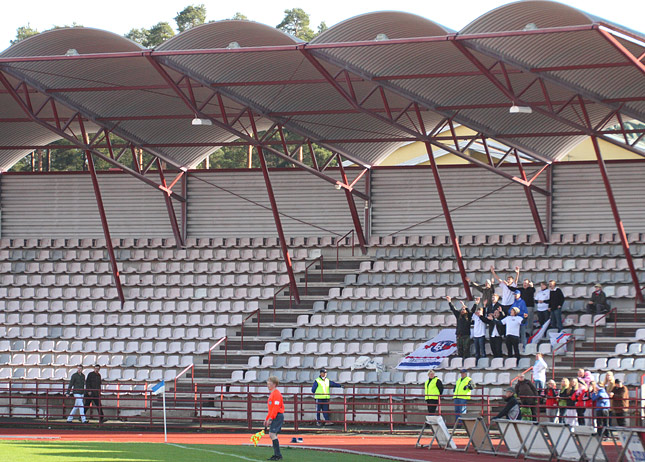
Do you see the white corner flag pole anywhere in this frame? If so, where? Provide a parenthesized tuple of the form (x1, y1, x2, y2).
(162, 387, 167, 443)
(151, 380, 167, 443)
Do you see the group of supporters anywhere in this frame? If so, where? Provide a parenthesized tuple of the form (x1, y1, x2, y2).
(422, 361, 631, 429)
(450, 265, 609, 360)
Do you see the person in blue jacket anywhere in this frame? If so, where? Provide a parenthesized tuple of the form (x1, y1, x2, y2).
(510, 290, 529, 346)
(311, 368, 343, 426)
(590, 381, 611, 433)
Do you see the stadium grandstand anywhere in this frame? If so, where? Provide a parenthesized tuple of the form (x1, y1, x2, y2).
(0, 1, 644, 459)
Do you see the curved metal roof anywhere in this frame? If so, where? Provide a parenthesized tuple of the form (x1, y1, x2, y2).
(0, 1, 642, 173)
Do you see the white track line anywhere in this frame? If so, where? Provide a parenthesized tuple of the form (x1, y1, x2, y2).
(168, 443, 267, 462)
(0, 436, 60, 439)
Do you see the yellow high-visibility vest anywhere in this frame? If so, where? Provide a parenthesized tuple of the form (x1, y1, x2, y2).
(314, 377, 330, 399)
(453, 376, 472, 400)
(424, 377, 441, 399)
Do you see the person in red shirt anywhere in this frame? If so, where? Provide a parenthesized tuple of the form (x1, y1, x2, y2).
(264, 376, 284, 461)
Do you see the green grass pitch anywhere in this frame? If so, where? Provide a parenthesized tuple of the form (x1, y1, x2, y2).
(0, 441, 391, 461)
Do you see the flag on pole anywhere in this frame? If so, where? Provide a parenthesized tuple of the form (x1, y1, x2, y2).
(151, 380, 165, 395)
(250, 429, 265, 446)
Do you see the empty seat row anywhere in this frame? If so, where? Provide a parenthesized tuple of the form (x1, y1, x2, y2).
(0, 352, 193, 369)
(297, 313, 453, 328)
(0, 338, 219, 355)
(0, 367, 174, 383)
(2, 326, 224, 342)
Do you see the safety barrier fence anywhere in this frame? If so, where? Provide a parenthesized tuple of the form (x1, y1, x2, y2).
(0, 381, 643, 432)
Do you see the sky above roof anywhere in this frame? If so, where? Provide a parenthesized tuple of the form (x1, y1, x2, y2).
(1, 0, 642, 49)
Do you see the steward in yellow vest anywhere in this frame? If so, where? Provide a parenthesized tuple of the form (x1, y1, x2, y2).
(453, 369, 474, 416)
(311, 368, 343, 426)
(424, 370, 444, 414)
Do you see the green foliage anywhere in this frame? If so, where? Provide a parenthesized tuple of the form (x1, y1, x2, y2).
(276, 8, 315, 41)
(175, 4, 207, 32)
(11, 24, 39, 44)
(231, 12, 249, 21)
(145, 22, 175, 47)
(125, 28, 148, 45)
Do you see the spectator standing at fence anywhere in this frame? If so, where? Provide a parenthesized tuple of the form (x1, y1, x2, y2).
(471, 298, 488, 361)
(510, 290, 529, 346)
(560, 378, 578, 426)
(577, 368, 593, 387)
(544, 380, 559, 422)
(534, 282, 551, 327)
(66, 365, 87, 424)
(547, 280, 565, 332)
(84, 365, 105, 423)
(493, 387, 521, 420)
(590, 381, 610, 432)
(447, 296, 472, 359)
(610, 379, 629, 427)
(572, 378, 589, 426)
(500, 307, 522, 359)
(515, 374, 539, 421)
(312, 368, 342, 426)
(453, 369, 474, 417)
(587, 283, 610, 314)
(532, 353, 548, 391)
(466, 277, 494, 307)
(484, 308, 505, 358)
(519, 279, 536, 335)
(424, 370, 444, 415)
(264, 376, 284, 461)
(491, 265, 520, 312)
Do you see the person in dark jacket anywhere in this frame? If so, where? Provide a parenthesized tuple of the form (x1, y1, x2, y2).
(587, 284, 609, 314)
(311, 368, 343, 426)
(482, 306, 505, 358)
(610, 379, 629, 426)
(548, 280, 565, 332)
(519, 279, 536, 336)
(84, 365, 105, 423)
(447, 296, 473, 358)
(514, 374, 539, 421)
(466, 277, 494, 307)
(67, 365, 87, 423)
(494, 387, 521, 420)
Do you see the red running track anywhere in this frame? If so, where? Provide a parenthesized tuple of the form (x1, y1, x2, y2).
(0, 428, 619, 462)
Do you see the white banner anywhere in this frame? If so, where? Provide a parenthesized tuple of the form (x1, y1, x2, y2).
(527, 320, 550, 345)
(396, 329, 456, 370)
(549, 332, 571, 355)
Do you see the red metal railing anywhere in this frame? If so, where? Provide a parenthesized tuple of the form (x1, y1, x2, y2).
(593, 307, 617, 351)
(273, 283, 292, 320)
(239, 309, 260, 351)
(208, 336, 228, 378)
(336, 229, 355, 268)
(0, 381, 643, 430)
(304, 254, 324, 295)
(173, 364, 194, 402)
(510, 366, 533, 384)
(551, 334, 577, 380)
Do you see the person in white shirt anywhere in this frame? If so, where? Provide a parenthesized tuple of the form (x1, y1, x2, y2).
(471, 299, 487, 361)
(533, 353, 548, 390)
(534, 282, 551, 327)
(491, 265, 520, 311)
(500, 307, 523, 359)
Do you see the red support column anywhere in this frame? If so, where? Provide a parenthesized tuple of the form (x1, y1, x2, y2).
(78, 120, 125, 306)
(156, 159, 184, 248)
(515, 152, 548, 243)
(247, 113, 300, 304)
(591, 136, 643, 303)
(337, 154, 368, 254)
(415, 105, 472, 300)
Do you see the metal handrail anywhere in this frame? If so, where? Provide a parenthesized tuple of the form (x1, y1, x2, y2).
(510, 366, 533, 384)
(208, 336, 228, 378)
(336, 229, 355, 268)
(273, 282, 291, 320)
(551, 334, 577, 380)
(240, 308, 260, 351)
(304, 255, 324, 295)
(173, 364, 194, 401)
(593, 306, 617, 351)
